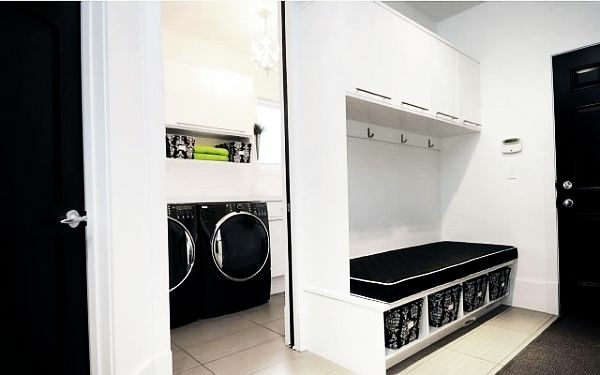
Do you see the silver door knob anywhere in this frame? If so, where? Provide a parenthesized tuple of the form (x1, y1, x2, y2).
(562, 181, 573, 190)
(562, 199, 574, 208)
(60, 209, 87, 228)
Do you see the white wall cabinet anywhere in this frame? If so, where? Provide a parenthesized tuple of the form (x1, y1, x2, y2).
(267, 201, 287, 278)
(457, 54, 481, 125)
(163, 58, 256, 136)
(344, 3, 480, 128)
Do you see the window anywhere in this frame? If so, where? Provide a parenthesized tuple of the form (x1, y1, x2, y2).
(256, 100, 282, 164)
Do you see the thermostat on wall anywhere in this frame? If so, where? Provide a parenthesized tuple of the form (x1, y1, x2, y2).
(502, 138, 522, 154)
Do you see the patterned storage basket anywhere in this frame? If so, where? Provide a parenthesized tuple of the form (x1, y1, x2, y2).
(383, 299, 423, 350)
(428, 284, 462, 328)
(216, 141, 252, 163)
(489, 267, 511, 301)
(166, 134, 195, 159)
(463, 274, 488, 313)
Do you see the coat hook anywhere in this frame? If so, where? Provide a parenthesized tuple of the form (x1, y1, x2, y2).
(400, 134, 408, 144)
(428, 139, 435, 148)
(367, 127, 375, 139)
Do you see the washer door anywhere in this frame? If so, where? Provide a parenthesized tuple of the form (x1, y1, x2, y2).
(211, 212, 269, 282)
(168, 217, 196, 292)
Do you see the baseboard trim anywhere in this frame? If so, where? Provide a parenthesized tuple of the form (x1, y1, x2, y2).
(510, 278, 558, 314)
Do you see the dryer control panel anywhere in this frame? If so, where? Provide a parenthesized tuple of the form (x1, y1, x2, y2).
(224, 202, 268, 218)
(168, 204, 196, 221)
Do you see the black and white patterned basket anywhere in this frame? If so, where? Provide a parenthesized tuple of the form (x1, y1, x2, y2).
(383, 299, 423, 350)
(166, 134, 195, 159)
(463, 274, 488, 313)
(428, 284, 462, 327)
(216, 141, 252, 163)
(489, 267, 511, 301)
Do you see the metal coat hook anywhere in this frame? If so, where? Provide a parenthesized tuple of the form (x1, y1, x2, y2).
(428, 139, 435, 148)
(400, 134, 408, 144)
(367, 127, 375, 139)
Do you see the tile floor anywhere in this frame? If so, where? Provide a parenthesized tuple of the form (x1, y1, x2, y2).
(172, 296, 555, 375)
(171, 293, 353, 375)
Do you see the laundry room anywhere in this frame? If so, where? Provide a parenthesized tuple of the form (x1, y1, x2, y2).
(161, 2, 292, 373)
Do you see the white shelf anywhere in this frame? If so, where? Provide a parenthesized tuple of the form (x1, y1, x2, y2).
(346, 93, 481, 138)
(166, 123, 251, 139)
(166, 158, 253, 166)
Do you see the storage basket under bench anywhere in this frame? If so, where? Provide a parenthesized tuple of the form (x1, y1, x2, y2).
(350, 241, 518, 350)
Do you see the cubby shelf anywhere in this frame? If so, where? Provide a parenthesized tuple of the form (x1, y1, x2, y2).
(346, 93, 481, 139)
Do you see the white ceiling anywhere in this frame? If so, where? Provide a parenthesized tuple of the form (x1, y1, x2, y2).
(394, 1, 482, 23)
(162, 1, 279, 52)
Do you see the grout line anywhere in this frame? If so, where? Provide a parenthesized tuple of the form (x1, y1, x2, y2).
(204, 337, 286, 366)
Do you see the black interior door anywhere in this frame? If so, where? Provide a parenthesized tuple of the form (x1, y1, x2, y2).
(553, 43, 600, 316)
(1, 3, 89, 374)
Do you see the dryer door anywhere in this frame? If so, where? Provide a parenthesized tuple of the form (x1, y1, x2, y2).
(211, 212, 270, 282)
(168, 217, 196, 291)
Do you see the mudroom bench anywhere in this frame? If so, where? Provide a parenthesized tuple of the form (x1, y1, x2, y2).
(303, 241, 518, 374)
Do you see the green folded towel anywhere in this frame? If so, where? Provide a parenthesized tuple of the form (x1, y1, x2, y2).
(193, 153, 229, 162)
(193, 145, 229, 157)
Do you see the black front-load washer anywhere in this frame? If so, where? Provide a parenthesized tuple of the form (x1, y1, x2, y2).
(167, 204, 201, 328)
(197, 202, 271, 318)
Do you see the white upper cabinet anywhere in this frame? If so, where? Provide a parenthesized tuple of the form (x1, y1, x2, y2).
(428, 42, 459, 121)
(457, 54, 481, 125)
(343, 2, 481, 128)
(163, 58, 256, 136)
(345, 2, 396, 101)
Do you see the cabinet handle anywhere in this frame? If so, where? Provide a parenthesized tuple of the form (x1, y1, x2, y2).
(463, 120, 482, 127)
(356, 88, 391, 101)
(401, 101, 429, 112)
(436, 111, 459, 120)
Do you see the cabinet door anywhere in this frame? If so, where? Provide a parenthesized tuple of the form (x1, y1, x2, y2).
(429, 42, 459, 120)
(345, 2, 395, 101)
(394, 20, 433, 112)
(268, 219, 288, 278)
(457, 54, 481, 125)
(163, 58, 255, 135)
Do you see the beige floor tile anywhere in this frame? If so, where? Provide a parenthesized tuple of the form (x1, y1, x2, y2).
(327, 368, 358, 375)
(498, 315, 557, 365)
(176, 364, 214, 375)
(261, 318, 285, 335)
(405, 348, 496, 375)
(487, 307, 553, 335)
(205, 337, 301, 375)
(173, 350, 201, 374)
(487, 364, 503, 374)
(186, 325, 281, 363)
(387, 345, 446, 374)
(252, 352, 342, 375)
(239, 302, 284, 324)
(172, 315, 259, 349)
(270, 293, 285, 304)
(448, 324, 529, 363)
(172, 341, 183, 353)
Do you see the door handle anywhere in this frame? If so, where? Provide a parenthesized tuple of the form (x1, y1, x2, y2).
(562, 199, 574, 208)
(60, 210, 87, 228)
(562, 181, 573, 190)
(215, 230, 223, 268)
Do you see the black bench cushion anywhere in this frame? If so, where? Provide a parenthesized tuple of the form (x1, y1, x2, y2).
(350, 241, 518, 303)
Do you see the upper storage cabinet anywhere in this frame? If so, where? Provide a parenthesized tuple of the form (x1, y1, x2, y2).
(164, 57, 256, 137)
(344, 2, 481, 128)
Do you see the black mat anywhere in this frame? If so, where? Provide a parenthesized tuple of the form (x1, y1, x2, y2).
(498, 315, 600, 375)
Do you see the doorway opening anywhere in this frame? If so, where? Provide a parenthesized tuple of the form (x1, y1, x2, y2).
(161, 2, 294, 373)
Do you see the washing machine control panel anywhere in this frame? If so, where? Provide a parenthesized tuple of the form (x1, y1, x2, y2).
(167, 204, 196, 221)
(224, 202, 268, 218)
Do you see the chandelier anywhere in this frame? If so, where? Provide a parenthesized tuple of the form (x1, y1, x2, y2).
(250, 8, 280, 74)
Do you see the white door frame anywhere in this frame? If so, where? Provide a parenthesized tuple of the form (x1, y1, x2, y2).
(81, 3, 115, 374)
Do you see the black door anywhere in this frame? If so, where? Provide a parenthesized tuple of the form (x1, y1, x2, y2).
(212, 213, 270, 281)
(2, 3, 89, 374)
(553, 43, 600, 316)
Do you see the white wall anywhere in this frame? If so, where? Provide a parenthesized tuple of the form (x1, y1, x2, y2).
(437, 1, 600, 314)
(347, 124, 441, 258)
(84, 3, 171, 375)
(383, 1, 437, 32)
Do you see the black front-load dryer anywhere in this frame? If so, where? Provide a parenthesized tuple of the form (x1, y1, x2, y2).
(167, 204, 201, 328)
(197, 202, 271, 318)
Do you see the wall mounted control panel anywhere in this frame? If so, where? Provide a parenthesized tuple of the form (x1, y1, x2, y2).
(502, 138, 522, 154)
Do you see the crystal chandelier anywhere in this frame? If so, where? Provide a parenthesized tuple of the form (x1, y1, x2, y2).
(250, 9, 280, 74)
